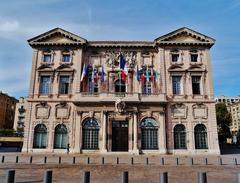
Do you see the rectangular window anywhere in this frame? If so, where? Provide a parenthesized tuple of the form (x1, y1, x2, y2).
(43, 54, 51, 63)
(89, 78, 98, 94)
(142, 82, 152, 95)
(171, 54, 179, 62)
(59, 76, 70, 94)
(39, 76, 51, 95)
(192, 76, 201, 95)
(190, 54, 198, 62)
(172, 76, 181, 95)
(62, 54, 71, 63)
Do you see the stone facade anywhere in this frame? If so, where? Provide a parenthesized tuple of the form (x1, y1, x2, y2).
(0, 91, 18, 129)
(228, 102, 240, 133)
(22, 27, 220, 154)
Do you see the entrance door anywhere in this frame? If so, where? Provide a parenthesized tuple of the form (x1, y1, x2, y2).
(112, 121, 128, 151)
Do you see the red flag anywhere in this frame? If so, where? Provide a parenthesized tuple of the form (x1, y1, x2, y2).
(141, 74, 145, 82)
(121, 70, 126, 81)
(150, 75, 155, 81)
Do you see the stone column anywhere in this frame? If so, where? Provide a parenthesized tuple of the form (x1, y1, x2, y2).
(73, 111, 82, 153)
(47, 121, 54, 152)
(159, 111, 167, 153)
(133, 112, 139, 154)
(101, 111, 108, 153)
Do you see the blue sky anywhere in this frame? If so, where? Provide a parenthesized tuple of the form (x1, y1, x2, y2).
(0, 0, 240, 99)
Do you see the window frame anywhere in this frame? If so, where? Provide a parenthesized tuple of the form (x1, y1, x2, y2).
(59, 75, 71, 95)
(191, 75, 202, 95)
(39, 75, 51, 95)
(172, 75, 182, 95)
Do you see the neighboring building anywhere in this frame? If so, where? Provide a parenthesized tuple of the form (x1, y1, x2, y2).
(215, 95, 240, 105)
(0, 92, 18, 129)
(228, 102, 240, 133)
(13, 97, 27, 135)
(22, 27, 220, 155)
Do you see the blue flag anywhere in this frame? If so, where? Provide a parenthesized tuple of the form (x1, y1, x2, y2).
(101, 64, 104, 82)
(120, 54, 125, 69)
(91, 64, 94, 82)
(146, 66, 149, 82)
(136, 65, 139, 81)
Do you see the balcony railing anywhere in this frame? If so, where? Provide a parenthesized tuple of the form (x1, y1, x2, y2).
(74, 92, 166, 102)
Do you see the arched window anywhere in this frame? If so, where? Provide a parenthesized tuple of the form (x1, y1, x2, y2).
(54, 124, 68, 149)
(82, 118, 100, 150)
(194, 124, 208, 149)
(141, 117, 158, 150)
(33, 124, 47, 148)
(115, 79, 126, 94)
(174, 124, 186, 149)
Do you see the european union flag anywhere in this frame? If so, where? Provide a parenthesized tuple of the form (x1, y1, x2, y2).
(101, 64, 104, 82)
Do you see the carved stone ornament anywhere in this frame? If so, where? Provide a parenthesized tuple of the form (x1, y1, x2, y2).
(104, 50, 137, 68)
(115, 99, 126, 113)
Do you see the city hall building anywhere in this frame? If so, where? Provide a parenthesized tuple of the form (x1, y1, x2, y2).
(22, 27, 220, 154)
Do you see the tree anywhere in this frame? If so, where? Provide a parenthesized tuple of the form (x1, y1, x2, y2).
(216, 103, 232, 143)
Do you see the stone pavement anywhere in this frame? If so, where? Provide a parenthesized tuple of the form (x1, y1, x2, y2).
(0, 153, 240, 182)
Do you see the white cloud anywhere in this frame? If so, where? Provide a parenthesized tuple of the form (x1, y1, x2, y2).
(0, 20, 20, 32)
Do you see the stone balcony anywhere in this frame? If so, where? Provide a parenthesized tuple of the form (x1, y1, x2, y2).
(74, 92, 167, 103)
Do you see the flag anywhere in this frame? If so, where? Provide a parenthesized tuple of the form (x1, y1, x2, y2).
(80, 64, 86, 82)
(121, 70, 126, 81)
(101, 64, 104, 82)
(95, 73, 99, 82)
(91, 64, 94, 82)
(141, 74, 145, 83)
(120, 54, 125, 69)
(136, 65, 139, 81)
(124, 64, 128, 75)
(155, 71, 158, 82)
(146, 66, 149, 82)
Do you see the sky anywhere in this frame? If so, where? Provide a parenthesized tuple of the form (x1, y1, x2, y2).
(0, 0, 240, 99)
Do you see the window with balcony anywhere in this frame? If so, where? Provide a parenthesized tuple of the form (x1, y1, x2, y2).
(172, 76, 181, 95)
(115, 79, 126, 94)
(59, 76, 70, 95)
(39, 76, 51, 95)
(89, 79, 98, 94)
(192, 76, 201, 95)
(142, 81, 152, 95)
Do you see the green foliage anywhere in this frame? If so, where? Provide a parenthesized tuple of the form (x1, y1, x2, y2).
(0, 129, 15, 136)
(216, 103, 232, 142)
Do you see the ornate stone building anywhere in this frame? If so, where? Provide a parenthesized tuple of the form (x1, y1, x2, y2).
(22, 27, 220, 154)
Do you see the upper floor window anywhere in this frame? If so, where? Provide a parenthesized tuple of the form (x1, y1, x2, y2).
(59, 76, 70, 94)
(115, 79, 126, 93)
(192, 76, 201, 95)
(170, 49, 180, 63)
(43, 54, 52, 63)
(89, 78, 98, 94)
(62, 54, 71, 63)
(172, 76, 181, 95)
(190, 50, 199, 62)
(142, 81, 152, 95)
(39, 76, 51, 95)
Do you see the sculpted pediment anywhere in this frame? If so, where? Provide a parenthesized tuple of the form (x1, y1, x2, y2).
(28, 27, 87, 47)
(155, 27, 215, 46)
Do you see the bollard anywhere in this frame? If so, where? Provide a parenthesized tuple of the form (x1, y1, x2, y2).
(83, 171, 90, 183)
(16, 156, 19, 163)
(198, 172, 207, 183)
(121, 171, 128, 183)
(219, 157, 223, 165)
(29, 156, 33, 164)
(161, 157, 165, 165)
(204, 158, 208, 165)
(176, 158, 179, 165)
(131, 157, 134, 165)
(102, 157, 104, 165)
(5, 170, 15, 183)
(72, 157, 76, 164)
(160, 172, 168, 183)
(190, 157, 194, 165)
(58, 156, 61, 164)
(44, 156, 47, 164)
(87, 157, 90, 164)
(235, 158, 238, 165)
(44, 170, 52, 183)
(117, 157, 119, 164)
(2, 156, 5, 163)
(146, 157, 149, 165)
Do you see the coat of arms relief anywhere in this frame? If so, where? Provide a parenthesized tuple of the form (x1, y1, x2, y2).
(103, 51, 137, 68)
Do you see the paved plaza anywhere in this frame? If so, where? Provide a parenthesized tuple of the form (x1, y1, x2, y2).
(0, 153, 240, 182)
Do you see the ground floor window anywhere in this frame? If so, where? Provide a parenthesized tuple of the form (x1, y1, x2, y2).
(194, 124, 208, 149)
(82, 117, 100, 150)
(33, 124, 47, 148)
(174, 124, 186, 149)
(54, 124, 68, 149)
(141, 117, 158, 150)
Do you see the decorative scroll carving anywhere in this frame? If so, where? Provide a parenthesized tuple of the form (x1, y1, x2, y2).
(55, 102, 70, 119)
(35, 103, 51, 119)
(192, 103, 208, 119)
(104, 51, 137, 68)
(171, 103, 187, 119)
(115, 99, 126, 113)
